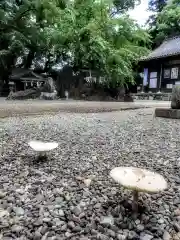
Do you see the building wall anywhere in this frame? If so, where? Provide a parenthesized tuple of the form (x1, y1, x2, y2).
(142, 56, 180, 92)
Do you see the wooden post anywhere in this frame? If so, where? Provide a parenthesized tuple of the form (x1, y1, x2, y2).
(142, 68, 148, 93)
(158, 64, 163, 93)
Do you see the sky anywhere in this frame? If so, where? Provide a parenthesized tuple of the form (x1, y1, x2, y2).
(128, 0, 152, 26)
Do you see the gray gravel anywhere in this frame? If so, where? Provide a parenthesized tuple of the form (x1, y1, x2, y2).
(0, 99, 170, 118)
(0, 108, 180, 240)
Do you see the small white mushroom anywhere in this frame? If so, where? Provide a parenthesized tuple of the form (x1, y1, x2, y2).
(83, 179, 92, 187)
(28, 140, 58, 159)
(110, 167, 167, 212)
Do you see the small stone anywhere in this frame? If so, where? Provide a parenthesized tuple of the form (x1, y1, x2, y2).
(91, 229, 97, 235)
(111, 225, 119, 232)
(43, 211, 50, 217)
(100, 215, 114, 226)
(34, 230, 42, 240)
(55, 197, 63, 204)
(43, 218, 51, 223)
(35, 194, 44, 202)
(41, 232, 49, 240)
(0, 208, 9, 218)
(137, 224, 145, 232)
(58, 209, 64, 217)
(16, 188, 25, 195)
(73, 206, 82, 216)
(128, 231, 137, 239)
(98, 225, 105, 233)
(53, 188, 64, 195)
(94, 203, 101, 209)
(54, 219, 64, 227)
(61, 224, 67, 231)
(158, 218, 164, 224)
(83, 190, 90, 198)
(73, 226, 82, 232)
(33, 219, 43, 226)
(150, 218, 157, 223)
(140, 234, 153, 240)
(174, 222, 180, 232)
(68, 221, 75, 229)
(107, 229, 115, 237)
(1, 219, 9, 227)
(163, 231, 171, 240)
(7, 196, 15, 203)
(14, 207, 24, 216)
(79, 201, 86, 207)
(175, 177, 180, 184)
(65, 194, 71, 201)
(117, 234, 127, 240)
(79, 212, 85, 218)
(65, 232, 72, 238)
(72, 215, 80, 223)
(40, 226, 48, 235)
(0, 191, 6, 198)
(175, 209, 180, 216)
(11, 225, 23, 233)
(173, 233, 180, 240)
(135, 219, 141, 225)
(97, 233, 109, 240)
(54, 204, 62, 209)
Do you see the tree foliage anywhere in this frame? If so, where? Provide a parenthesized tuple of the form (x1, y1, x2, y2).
(148, 0, 166, 12)
(0, 0, 150, 88)
(148, 0, 167, 48)
(112, 0, 140, 16)
(156, 0, 180, 40)
(148, 0, 180, 47)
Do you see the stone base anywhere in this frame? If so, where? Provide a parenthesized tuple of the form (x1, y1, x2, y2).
(7, 89, 40, 100)
(40, 91, 57, 100)
(155, 108, 180, 119)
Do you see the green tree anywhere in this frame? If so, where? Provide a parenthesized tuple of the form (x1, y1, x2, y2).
(156, 0, 180, 40)
(112, 0, 140, 16)
(148, 0, 167, 48)
(0, 0, 150, 91)
(52, 0, 150, 86)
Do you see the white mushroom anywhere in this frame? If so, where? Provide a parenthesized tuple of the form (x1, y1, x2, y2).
(28, 140, 58, 159)
(110, 167, 167, 212)
(83, 179, 92, 187)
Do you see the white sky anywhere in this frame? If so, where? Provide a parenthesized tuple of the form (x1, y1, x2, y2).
(128, 0, 152, 26)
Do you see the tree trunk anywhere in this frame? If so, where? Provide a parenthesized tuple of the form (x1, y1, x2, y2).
(24, 50, 35, 69)
(117, 86, 125, 101)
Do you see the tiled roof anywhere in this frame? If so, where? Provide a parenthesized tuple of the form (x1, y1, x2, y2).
(10, 68, 43, 80)
(142, 36, 180, 61)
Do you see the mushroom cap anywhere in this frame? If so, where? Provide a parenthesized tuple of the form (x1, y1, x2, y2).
(28, 141, 58, 152)
(110, 167, 167, 193)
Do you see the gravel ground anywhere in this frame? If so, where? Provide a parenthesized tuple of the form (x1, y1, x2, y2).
(0, 99, 170, 118)
(0, 108, 179, 240)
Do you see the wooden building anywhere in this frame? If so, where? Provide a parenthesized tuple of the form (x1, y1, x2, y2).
(9, 68, 46, 92)
(141, 36, 180, 93)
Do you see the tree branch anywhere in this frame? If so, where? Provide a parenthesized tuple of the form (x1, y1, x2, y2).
(14, 7, 36, 22)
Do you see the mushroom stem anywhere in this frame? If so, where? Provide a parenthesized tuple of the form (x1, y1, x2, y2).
(38, 152, 47, 161)
(132, 190, 138, 212)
